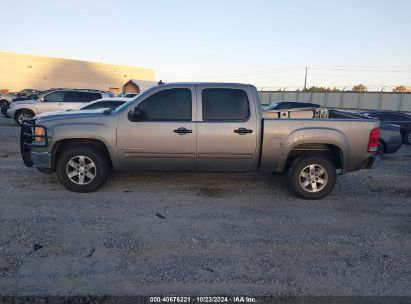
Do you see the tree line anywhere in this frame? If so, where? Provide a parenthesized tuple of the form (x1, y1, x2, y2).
(302, 85, 411, 93)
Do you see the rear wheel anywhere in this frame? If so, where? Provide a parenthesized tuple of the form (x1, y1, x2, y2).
(404, 130, 411, 145)
(14, 109, 34, 126)
(287, 156, 337, 200)
(57, 146, 109, 192)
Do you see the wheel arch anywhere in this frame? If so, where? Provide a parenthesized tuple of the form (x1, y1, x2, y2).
(283, 143, 343, 173)
(51, 138, 113, 172)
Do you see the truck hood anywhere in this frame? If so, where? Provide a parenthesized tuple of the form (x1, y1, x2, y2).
(35, 109, 108, 123)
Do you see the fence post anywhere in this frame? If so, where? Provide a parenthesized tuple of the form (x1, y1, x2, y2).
(399, 93, 405, 112)
(324, 92, 328, 107)
(378, 89, 384, 111)
(339, 92, 345, 109)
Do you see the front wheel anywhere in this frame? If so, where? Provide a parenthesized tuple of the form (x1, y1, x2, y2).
(287, 156, 337, 200)
(57, 146, 109, 192)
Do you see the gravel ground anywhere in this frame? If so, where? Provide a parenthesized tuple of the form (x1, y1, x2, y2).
(0, 116, 410, 296)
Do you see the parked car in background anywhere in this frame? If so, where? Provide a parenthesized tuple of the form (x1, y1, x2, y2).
(7, 89, 114, 125)
(18, 89, 40, 96)
(361, 111, 411, 145)
(329, 110, 403, 155)
(124, 93, 139, 98)
(21, 82, 379, 199)
(10, 93, 41, 102)
(117, 92, 139, 98)
(263, 101, 321, 111)
(74, 98, 128, 110)
(1, 90, 55, 116)
(34, 98, 130, 120)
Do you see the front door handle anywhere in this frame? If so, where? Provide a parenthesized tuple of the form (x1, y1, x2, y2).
(234, 128, 253, 135)
(173, 127, 192, 135)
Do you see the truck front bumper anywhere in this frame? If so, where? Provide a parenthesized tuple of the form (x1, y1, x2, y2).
(20, 120, 52, 174)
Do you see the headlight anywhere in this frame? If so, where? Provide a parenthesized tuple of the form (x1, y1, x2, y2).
(34, 126, 47, 145)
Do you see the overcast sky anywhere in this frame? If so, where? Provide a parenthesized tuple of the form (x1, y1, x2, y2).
(1, 0, 411, 89)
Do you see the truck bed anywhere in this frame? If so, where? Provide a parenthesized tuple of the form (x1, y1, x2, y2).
(259, 117, 379, 174)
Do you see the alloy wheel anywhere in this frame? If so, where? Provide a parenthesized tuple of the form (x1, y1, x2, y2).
(66, 155, 97, 185)
(298, 164, 328, 193)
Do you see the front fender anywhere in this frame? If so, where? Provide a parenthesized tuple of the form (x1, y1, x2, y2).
(47, 122, 119, 167)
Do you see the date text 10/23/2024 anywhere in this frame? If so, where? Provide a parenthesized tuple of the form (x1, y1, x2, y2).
(149, 296, 257, 303)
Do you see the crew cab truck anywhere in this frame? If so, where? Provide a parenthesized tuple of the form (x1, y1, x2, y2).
(20, 83, 380, 199)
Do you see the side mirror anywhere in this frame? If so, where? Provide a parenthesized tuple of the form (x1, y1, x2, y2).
(128, 106, 142, 122)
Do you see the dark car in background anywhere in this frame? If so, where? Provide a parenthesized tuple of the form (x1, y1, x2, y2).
(10, 93, 41, 102)
(329, 110, 403, 155)
(263, 101, 321, 111)
(361, 111, 411, 145)
(17, 89, 40, 96)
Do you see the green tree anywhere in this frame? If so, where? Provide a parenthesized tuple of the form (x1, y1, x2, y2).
(352, 84, 367, 92)
(305, 86, 341, 93)
(392, 85, 410, 93)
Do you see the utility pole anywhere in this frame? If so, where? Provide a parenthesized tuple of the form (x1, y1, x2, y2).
(303, 66, 308, 91)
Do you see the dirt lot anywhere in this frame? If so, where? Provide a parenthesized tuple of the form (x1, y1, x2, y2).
(0, 116, 410, 296)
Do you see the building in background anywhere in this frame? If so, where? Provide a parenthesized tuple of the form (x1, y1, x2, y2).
(0, 52, 156, 94)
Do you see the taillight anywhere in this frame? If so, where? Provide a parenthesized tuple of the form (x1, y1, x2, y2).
(368, 128, 380, 153)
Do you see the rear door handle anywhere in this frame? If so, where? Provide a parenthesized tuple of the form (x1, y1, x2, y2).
(173, 127, 192, 135)
(234, 128, 253, 135)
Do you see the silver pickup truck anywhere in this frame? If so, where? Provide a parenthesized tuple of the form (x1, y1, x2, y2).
(20, 82, 380, 199)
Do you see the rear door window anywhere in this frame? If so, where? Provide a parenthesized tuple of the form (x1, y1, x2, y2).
(89, 93, 102, 102)
(43, 91, 65, 102)
(202, 88, 249, 121)
(64, 91, 88, 103)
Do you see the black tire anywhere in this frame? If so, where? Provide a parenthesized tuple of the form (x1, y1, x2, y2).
(287, 156, 337, 200)
(57, 146, 109, 192)
(404, 130, 411, 145)
(0, 100, 9, 116)
(376, 140, 386, 157)
(14, 109, 34, 126)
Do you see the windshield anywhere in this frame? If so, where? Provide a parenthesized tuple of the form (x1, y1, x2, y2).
(113, 86, 157, 114)
(263, 102, 280, 111)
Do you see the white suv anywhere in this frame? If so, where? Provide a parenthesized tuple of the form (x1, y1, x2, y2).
(7, 89, 114, 125)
